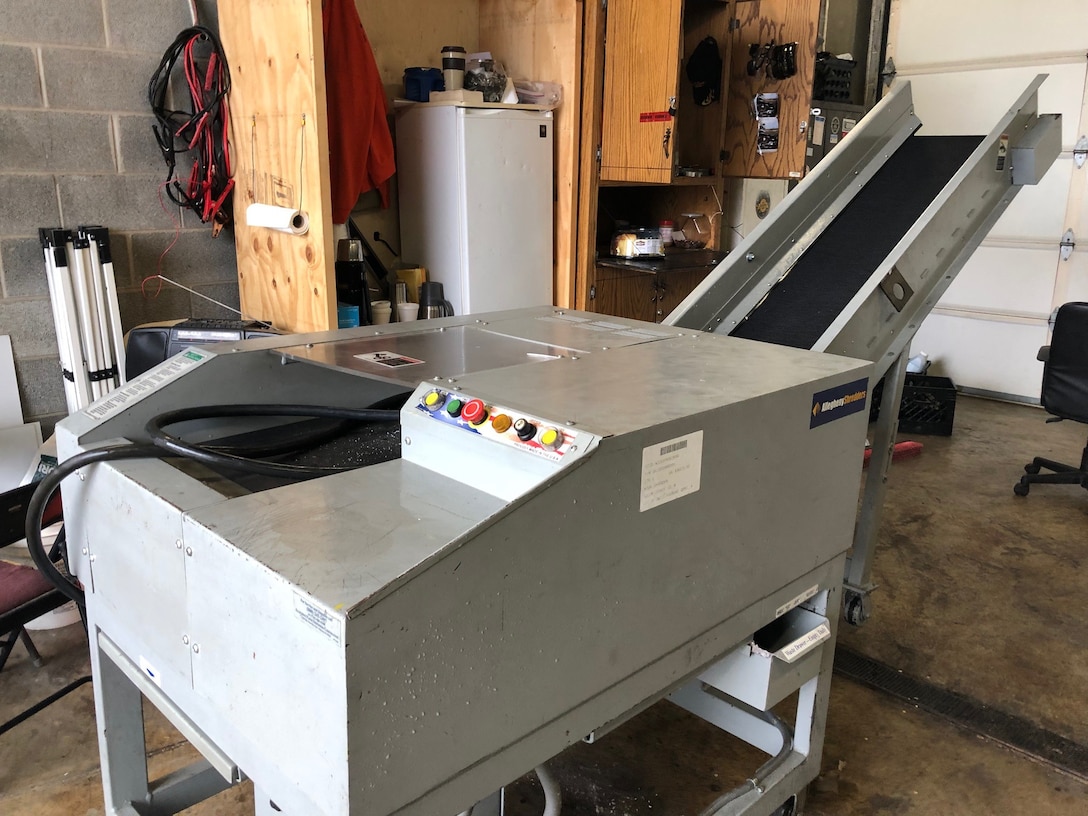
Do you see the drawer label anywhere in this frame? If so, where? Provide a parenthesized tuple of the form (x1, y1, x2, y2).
(778, 623, 831, 663)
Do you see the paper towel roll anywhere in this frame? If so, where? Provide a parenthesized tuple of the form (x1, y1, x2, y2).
(245, 203, 310, 236)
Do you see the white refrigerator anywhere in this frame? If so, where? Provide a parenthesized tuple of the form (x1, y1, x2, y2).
(395, 104, 554, 316)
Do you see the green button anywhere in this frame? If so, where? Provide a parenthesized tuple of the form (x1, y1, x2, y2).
(446, 399, 463, 417)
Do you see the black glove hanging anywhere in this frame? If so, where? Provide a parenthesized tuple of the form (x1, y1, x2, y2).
(686, 36, 723, 106)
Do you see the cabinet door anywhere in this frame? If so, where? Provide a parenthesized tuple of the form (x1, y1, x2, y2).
(600, 0, 684, 184)
(657, 267, 713, 319)
(593, 267, 660, 322)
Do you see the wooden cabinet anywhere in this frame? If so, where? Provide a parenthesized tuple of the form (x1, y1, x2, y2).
(593, 264, 714, 323)
(581, 1, 735, 322)
(599, 0, 734, 185)
(599, 0, 684, 183)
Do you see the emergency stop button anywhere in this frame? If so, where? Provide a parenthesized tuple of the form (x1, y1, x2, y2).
(461, 398, 489, 425)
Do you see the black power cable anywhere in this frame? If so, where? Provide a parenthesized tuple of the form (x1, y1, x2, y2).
(148, 26, 234, 229)
(25, 402, 403, 608)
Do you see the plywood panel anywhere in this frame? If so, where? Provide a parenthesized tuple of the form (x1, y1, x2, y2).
(675, 1, 733, 175)
(480, 0, 581, 308)
(219, 0, 335, 332)
(722, 0, 821, 180)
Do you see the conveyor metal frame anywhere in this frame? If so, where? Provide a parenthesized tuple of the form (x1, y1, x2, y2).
(666, 76, 1061, 622)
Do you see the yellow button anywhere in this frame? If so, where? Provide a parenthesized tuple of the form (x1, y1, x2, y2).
(424, 390, 443, 407)
(540, 429, 559, 446)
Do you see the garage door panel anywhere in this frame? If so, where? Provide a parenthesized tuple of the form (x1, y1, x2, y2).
(912, 313, 1048, 399)
(1064, 253, 1088, 303)
(939, 246, 1058, 315)
(991, 156, 1073, 240)
(894, 0, 1088, 66)
(899, 64, 1085, 144)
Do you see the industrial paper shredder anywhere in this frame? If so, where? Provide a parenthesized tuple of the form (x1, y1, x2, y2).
(55, 308, 872, 815)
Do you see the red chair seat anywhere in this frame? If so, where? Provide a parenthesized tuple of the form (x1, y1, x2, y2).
(0, 560, 57, 614)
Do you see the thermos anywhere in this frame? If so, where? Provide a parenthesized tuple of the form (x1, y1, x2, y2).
(418, 281, 455, 319)
(441, 45, 467, 92)
(335, 239, 373, 326)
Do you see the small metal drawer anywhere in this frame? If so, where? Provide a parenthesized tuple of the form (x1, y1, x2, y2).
(698, 607, 832, 710)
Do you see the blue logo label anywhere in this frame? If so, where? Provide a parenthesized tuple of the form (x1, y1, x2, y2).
(810, 377, 869, 429)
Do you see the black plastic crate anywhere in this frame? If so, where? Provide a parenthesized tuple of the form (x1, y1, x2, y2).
(813, 52, 858, 102)
(869, 373, 957, 436)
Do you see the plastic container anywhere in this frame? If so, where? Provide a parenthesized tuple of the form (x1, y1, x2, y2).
(610, 227, 664, 259)
(659, 220, 674, 246)
(869, 373, 957, 436)
(403, 67, 444, 102)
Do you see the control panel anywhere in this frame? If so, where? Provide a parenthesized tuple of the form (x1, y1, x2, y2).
(416, 387, 577, 462)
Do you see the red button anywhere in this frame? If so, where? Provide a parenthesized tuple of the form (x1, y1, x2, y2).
(461, 398, 489, 425)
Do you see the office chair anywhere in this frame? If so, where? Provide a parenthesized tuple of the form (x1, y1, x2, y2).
(0, 482, 91, 736)
(1014, 301, 1088, 496)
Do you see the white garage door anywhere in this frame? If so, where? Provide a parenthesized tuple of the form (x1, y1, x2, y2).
(888, 0, 1088, 400)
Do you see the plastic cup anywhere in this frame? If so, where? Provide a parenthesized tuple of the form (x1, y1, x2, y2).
(371, 300, 391, 325)
(397, 302, 419, 322)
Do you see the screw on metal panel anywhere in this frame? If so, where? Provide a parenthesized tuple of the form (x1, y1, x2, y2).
(447, 378, 457, 383)
(404, 437, 412, 446)
(89, 555, 96, 562)
(182, 635, 190, 645)
(601, 347, 609, 351)
(81, 548, 88, 555)
(192, 643, 200, 654)
(78, 471, 85, 481)
(306, 343, 314, 348)
(280, 356, 288, 365)
(479, 322, 488, 326)
(185, 547, 193, 556)
(571, 356, 579, 360)
(175, 540, 182, 549)
(439, 326, 446, 331)
(433, 375, 441, 380)
(565, 420, 576, 426)
(745, 253, 756, 262)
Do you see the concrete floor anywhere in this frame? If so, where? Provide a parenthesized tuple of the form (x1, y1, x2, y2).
(1, 395, 1086, 814)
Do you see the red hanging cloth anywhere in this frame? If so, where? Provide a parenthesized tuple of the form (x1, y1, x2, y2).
(322, 0, 396, 223)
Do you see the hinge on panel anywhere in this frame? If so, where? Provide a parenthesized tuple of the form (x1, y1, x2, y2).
(1059, 229, 1075, 262)
(1074, 136, 1088, 169)
(589, 284, 597, 301)
(729, 18, 740, 32)
(596, 145, 602, 167)
(602, 0, 607, 9)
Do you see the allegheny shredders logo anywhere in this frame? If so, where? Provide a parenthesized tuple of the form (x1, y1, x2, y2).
(810, 377, 869, 429)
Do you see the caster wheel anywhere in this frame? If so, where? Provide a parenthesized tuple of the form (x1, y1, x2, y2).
(843, 590, 871, 627)
(1013, 480, 1030, 497)
(1024, 463, 1041, 475)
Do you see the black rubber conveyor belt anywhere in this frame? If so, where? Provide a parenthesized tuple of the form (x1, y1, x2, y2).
(730, 135, 984, 349)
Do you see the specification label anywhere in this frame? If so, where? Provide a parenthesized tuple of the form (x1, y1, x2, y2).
(84, 350, 209, 422)
(640, 430, 703, 512)
(294, 591, 343, 646)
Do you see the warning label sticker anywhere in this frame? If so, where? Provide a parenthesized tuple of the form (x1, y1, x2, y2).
(293, 591, 342, 646)
(354, 351, 424, 368)
(640, 430, 703, 512)
(84, 349, 209, 422)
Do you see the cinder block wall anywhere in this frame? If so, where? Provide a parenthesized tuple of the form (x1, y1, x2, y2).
(0, 0, 238, 435)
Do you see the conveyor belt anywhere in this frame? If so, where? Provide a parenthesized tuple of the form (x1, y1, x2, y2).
(731, 136, 983, 349)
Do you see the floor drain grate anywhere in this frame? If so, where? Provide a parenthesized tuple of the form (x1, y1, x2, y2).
(834, 647, 1088, 781)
